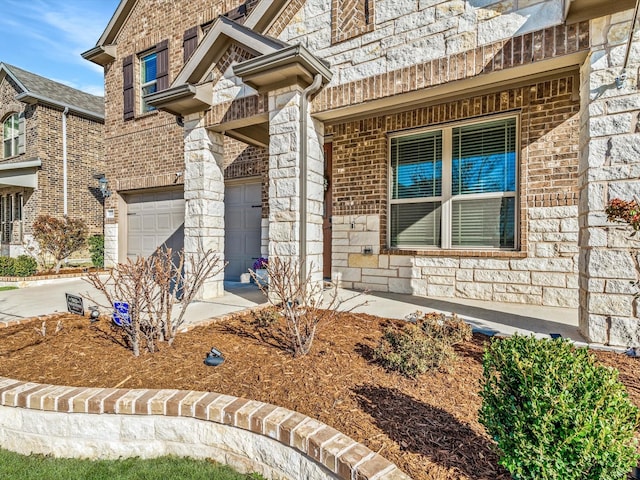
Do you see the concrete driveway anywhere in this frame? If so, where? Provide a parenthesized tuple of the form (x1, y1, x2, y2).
(0, 278, 266, 327)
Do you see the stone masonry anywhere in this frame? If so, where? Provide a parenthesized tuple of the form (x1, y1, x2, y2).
(579, 12, 640, 345)
(268, 85, 325, 286)
(184, 114, 226, 299)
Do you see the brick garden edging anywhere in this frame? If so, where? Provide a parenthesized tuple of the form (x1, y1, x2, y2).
(0, 376, 410, 480)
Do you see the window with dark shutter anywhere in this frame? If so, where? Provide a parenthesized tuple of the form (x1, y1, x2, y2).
(122, 55, 134, 120)
(155, 39, 169, 91)
(183, 27, 198, 63)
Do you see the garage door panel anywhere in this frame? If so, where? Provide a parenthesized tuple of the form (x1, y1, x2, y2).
(156, 213, 171, 230)
(224, 182, 261, 281)
(127, 190, 185, 259)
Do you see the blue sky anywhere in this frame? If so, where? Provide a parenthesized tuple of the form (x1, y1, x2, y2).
(0, 0, 120, 96)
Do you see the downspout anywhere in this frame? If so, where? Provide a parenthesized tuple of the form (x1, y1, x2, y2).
(62, 107, 69, 216)
(616, 0, 640, 88)
(299, 74, 323, 285)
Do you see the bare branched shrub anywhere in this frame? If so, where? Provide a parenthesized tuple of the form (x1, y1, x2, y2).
(85, 247, 223, 356)
(34, 319, 63, 337)
(250, 257, 367, 356)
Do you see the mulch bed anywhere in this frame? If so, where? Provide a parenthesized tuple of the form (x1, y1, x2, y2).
(1, 311, 639, 480)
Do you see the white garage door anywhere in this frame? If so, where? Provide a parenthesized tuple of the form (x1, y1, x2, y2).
(225, 181, 262, 281)
(127, 190, 184, 259)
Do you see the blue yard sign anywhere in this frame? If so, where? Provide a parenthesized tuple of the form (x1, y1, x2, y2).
(112, 301, 131, 326)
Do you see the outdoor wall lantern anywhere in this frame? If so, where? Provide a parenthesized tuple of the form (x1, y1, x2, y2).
(93, 173, 111, 197)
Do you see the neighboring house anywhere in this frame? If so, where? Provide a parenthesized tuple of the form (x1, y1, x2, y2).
(83, 0, 640, 345)
(0, 63, 105, 258)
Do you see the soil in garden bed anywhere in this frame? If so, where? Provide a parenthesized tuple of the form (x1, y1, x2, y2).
(2, 312, 640, 480)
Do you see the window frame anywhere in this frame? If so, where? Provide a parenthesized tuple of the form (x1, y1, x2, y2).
(2, 113, 19, 159)
(387, 113, 520, 251)
(139, 50, 158, 114)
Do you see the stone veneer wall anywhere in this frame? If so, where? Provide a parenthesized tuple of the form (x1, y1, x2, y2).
(328, 73, 580, 307)
(0, 376, 409, 480)
(578, 12, 640, 345)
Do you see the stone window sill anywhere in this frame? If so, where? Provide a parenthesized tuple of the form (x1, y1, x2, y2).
(381, 248, 528, 258)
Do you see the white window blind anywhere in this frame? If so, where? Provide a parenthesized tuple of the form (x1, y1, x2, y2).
(389, 116, 517, 250)
(390, 131, 442, 247)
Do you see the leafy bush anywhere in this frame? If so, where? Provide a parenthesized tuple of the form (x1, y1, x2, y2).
(0, 256, 15, 276)
(32, 215, 87, 273)
(374, 312, 472, 377)
(88, 234, 104, 268)
(13, 255, 37, 277)
(479, 334, 640, 480)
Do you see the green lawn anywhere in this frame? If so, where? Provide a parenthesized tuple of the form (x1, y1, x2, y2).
(0, 449, 265, 480)
(0, 286, 18, 291)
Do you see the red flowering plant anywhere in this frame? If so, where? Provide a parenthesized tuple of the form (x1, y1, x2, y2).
(606, 198, 640, 300)
(606, 198, 640, 234)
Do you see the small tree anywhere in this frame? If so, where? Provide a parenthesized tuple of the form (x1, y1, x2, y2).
(85, 247, 223, 356)
(479, 334, 640, 480)
(88, 234, 104, 268)
(249, 257, 366, 356)
(32, 215, 87, 273)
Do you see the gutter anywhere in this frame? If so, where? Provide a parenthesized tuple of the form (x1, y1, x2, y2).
(299, 74, 323, 285)
(15, 92, 104, 123)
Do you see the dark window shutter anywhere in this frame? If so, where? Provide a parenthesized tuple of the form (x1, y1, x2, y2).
(122, 54, 134, 120)
(183, 27, 198, 63)
(155, 39, 169, 91)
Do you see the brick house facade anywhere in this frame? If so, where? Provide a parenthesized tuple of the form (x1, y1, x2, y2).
(84, 0, 640, 346)
(0, 63, 104, 258)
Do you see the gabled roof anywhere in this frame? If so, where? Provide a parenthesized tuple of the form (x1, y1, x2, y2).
(84, 0, 289, 66)
(174, 16, 288, 86)
(0, 63, 104, 121)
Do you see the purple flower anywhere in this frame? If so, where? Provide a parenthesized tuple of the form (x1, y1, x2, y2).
(252, 257, 268, 270)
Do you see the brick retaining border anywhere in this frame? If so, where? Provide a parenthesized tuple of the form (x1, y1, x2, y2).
(0, 377, 410, 479)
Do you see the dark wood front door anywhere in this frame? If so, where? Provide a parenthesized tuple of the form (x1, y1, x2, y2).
(323, 143, 332, 279)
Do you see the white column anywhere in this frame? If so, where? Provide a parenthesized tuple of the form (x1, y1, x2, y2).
(183, 113, 225, 299)
(268, 85, 324, 290)
(578, 14, 640, 345)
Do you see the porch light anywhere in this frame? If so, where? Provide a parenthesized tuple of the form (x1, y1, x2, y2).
(93, 173, 111, 197)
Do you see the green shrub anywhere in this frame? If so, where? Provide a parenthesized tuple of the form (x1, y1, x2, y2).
(479, 334, 640, 480)
(88, 234, 104, 268)
(13, 255, 37, 277)
(0, 256, 15, 276)
(373, 312, 472, 377)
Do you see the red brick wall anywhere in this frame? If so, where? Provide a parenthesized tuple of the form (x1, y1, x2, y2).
(327, 72, 580, 251)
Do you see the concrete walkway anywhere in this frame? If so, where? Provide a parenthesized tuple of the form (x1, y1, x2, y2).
(0, 277, 591, 346)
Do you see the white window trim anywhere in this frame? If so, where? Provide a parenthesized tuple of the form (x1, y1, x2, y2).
(387, 113, 520, 251)
(2, 113, 19, 159)
(139, 52, 157, 114)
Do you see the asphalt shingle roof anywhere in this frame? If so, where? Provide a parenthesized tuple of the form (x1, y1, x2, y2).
(3, 63, 104, 117)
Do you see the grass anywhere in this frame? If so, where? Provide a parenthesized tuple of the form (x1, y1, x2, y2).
(0, 286, 18, 291)
(0, 448, 266, 480)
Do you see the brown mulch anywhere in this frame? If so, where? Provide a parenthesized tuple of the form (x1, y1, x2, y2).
(1, 312, 640, 480)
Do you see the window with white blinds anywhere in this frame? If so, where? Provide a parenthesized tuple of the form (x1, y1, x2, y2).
(390, 116, 517, 249)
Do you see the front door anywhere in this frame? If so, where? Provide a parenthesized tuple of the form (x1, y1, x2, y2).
(323, 143, 332, 279)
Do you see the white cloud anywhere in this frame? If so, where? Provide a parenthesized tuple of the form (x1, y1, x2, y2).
(0, 0, 116, 94)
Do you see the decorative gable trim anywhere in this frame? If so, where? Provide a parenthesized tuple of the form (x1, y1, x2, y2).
(331, 0, 374, 44)
(174, 16, 286, 87)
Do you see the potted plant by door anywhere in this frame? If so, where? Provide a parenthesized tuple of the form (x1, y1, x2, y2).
(252, 257, 268, 287)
